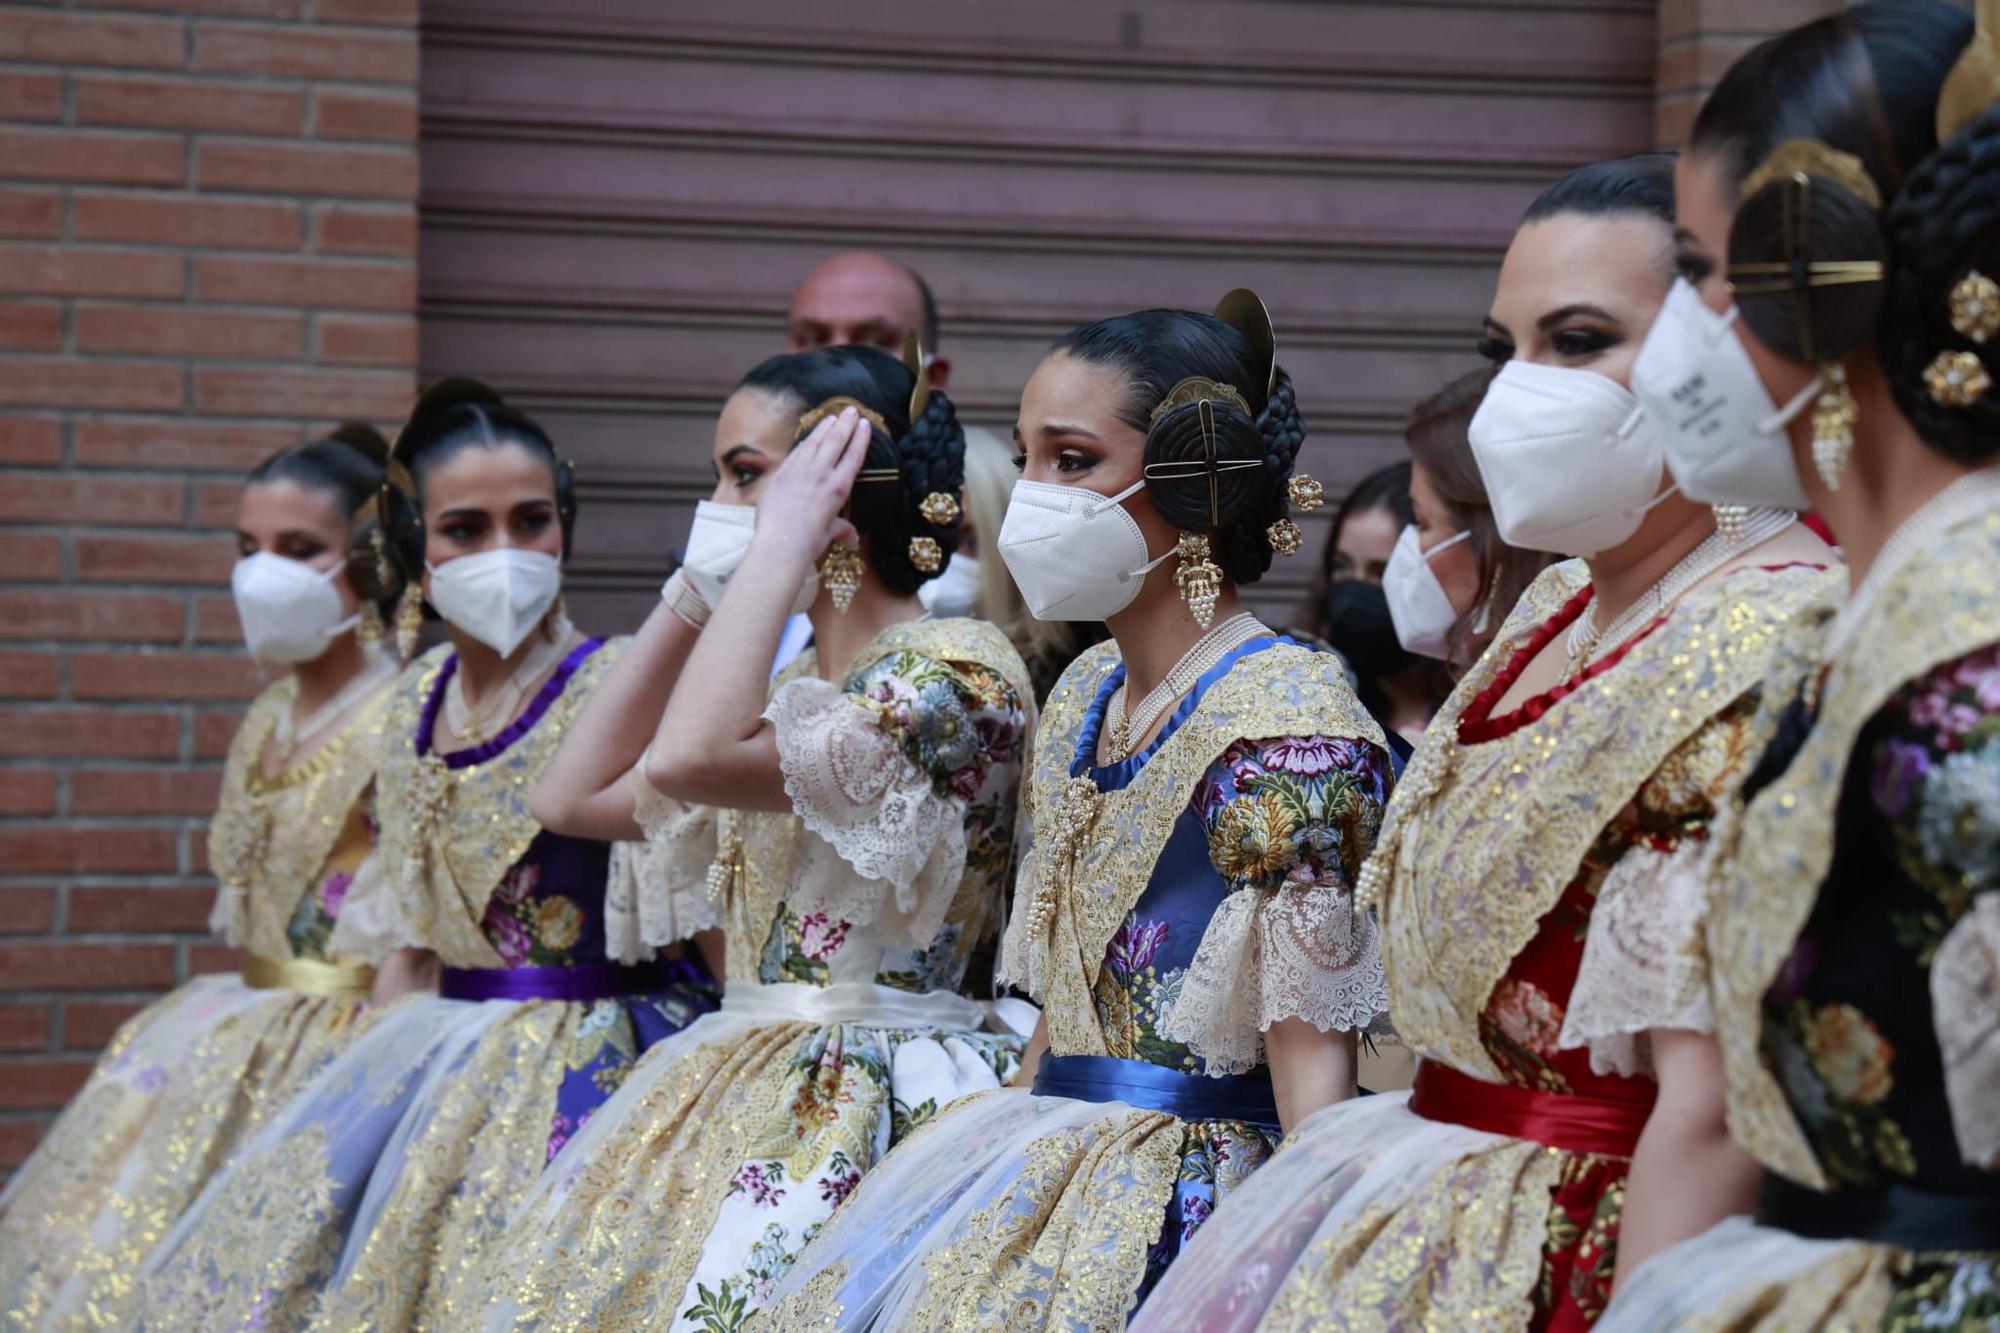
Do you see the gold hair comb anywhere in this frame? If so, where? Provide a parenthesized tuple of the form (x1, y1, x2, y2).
(1938, 0, 2000, 145)
(795, 396, 889, 441)
(1738, 138, 1883, 212)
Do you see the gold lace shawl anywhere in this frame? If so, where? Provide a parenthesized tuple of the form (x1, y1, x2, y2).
(373, 638, 622, 968)
(1374, 560, 1841, 1081)
(1006, 637, 1383, 1058)
(1712, 511, 2000, 1187)
(208, 676, 394, 959)
(713, 615, 1035, 981)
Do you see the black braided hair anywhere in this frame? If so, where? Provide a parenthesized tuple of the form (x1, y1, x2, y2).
(1881, 104, 2000, 463)
(735, 345, 966, 595)
(1052, 309, 1305, 586)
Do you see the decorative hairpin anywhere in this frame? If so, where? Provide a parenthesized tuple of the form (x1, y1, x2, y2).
(918, 492, 959, 527)
(1935, 0, 2000, 145)
(1149, 377, 1250, 424)
(907, 536, 943, 573)
(795, 397, 889, 441)
(1738, 138, 1883, 211)
(1950, 270, 2000, 345)
(1286, 474, 1324, 512)
(1925, 350, 1992, 407)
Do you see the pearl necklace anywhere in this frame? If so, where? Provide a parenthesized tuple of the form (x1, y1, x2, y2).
(1101, 612, 1268, 763)
(273, 655, 397, 763)
(1821, 467, 2000, 665)
(1565, 507, 1796, 671)
(443, 619, 574, 746)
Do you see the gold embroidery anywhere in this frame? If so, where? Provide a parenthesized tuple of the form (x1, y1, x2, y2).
(1370, 562, 1841, 1079)
(374, 640, 622, 967)
(1711, 512, 2000, 1187)
(761, 1259, 850, 1328)
(1015, 640, 1384, 1059)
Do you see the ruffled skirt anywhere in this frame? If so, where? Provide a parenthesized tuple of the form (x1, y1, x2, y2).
(134, 982, 711, 1331)
(759, 1083, 1278, 1331)
(1600, 1214, 2000, 1330)
(0, 975, 367, 1331)
(1132, 1090, 1626, 1333)
(475, 996, 1021, 1331)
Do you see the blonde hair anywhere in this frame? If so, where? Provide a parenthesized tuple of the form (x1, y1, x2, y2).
(959, 425, 1074, 678)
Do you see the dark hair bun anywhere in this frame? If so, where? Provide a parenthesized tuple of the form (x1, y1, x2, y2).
(1142, 366, 1305, 586)
(847, 387, 967, 596)
(1728, 173, 1889, 364)
(407, 375, 506, 426)
(325, 420, 389, 467)
(1880, 104, 2000, 464)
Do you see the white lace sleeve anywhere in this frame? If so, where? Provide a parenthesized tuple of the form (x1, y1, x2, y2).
(608, 757, 723, 960)
(1933, 891, 2000, 1168)
(1558, 837, 1716, 1079)
(326, 851, 411, 964)
(765, 675, 967, 949)
(996, 828, 1044, 999)
(208, 883, 244, 946)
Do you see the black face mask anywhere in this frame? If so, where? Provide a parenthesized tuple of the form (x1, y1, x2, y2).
(1325, 580, 1414, 681)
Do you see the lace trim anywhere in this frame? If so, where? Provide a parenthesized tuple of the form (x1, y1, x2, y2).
(766, 676, 967, 948)
(1933, 891, 2000, 1168)
(608, 757, 721, 961)
(1159, 883, 1388, 1074)
(1558, 839, 1715, 1080)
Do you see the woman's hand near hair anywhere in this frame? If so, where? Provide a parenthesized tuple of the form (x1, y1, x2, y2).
(1266, 1018, 1359, 1133)
(646, 409, 871, 812)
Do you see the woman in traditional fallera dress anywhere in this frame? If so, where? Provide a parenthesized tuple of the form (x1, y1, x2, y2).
(1603, 3, 2000, 1325)
(0, 427, 401, 1331)
(469, 343, 1030, 1331)
(756, 293, 1394, 1331)
(1135, 160, 1841, 1332)
(134, 380, 719, 1330)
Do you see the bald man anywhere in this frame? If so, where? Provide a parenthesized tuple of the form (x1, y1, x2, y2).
(786, 251, 950, 388)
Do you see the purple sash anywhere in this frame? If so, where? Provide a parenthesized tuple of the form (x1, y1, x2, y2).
(439, 955, 706, 1003)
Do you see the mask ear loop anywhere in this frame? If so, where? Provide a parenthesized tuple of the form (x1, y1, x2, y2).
(1617, 403, 1683, 513)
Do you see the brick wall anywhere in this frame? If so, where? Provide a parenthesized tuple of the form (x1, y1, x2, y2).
(1655, 0, 1844, 147)
(0, 1, 417, 1170)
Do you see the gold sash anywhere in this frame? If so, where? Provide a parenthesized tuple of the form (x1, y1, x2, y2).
(241, 952, 375, 999)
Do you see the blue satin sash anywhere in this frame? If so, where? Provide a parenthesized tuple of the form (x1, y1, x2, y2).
(1032, 1053, 1281, 1130)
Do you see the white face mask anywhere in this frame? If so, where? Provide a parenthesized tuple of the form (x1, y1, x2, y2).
(918, 552, 980, 618)
(1469, 359, 1678, 556)
(996, 477, 1172, 622)
(1631, 278, 1818, 511)
(232, 552, 357, 665)
(675, 500, 819, 617)
(1382, 526, 1469, 660)
(425, 548, 563, 657)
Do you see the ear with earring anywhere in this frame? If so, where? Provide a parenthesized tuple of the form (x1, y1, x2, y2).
(820, 541, 864, 613)
(1173, 532, 1223, 629)
(394, 588, 423, 660)
(357, 602, 387, 652)
(1811, 362, 1859, 491)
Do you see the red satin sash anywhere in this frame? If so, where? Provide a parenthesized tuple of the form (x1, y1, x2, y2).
(1409, 1060, 1652, 1159)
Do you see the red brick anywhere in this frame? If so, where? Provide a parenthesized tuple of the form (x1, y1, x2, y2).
(0, 1119, 46, 1169)
(0, 826, 178, 874)
(0, 302, 60, 352)
(76, 306, 303, 360)
(72, 651, 263, 700)
(0, 707, 180, 758)
(74, 192, 304, 251)
(0, 12, 185, 69)
(0, 190, 61, 240)
(194, 23, 416, 83)
(74, 0, 300, 15)
(69, 885, 215, 931)
(0, 772, 57, 816)
(190, 481, 240, 529)
(0, 890, 56, 935)
(0, 593, 183, 644)
(0, 652, 61, 698)
(0, 1059, 93, 1109)
(192, 592, 241, 642)
(193, 707, 245, 757)
(74, 535, 235, 587)
(316, 314, 414, 367)
(314, 88, 415, 143)
(71, 768, 221, 816)
(198, 140, 415, 200)
(196, 366, 411, 419)
(76, 75, 304, 136)
(314, 204, 414, 257)
(0, 244, 184, 299)
(0, 534, 61, 582)
(0, 128, 186, 187)
(186, 942, 243, 975)
(75, 419, 296, 471)
(0, 416, 61, 464)
(316, 0, 417, 21)
(0, 1005, 49, 1051)
(0, 359, 183, 412)
(63, 1000, 149, 1050)
(0, 71, 61, 122)
(0, 475, 184, 527)
(197, 255, 413, 311)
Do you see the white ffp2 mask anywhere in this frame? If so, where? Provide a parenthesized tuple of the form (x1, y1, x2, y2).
(1469, 359, 1677, 556)
(426, 548, 563, 657)
(232, 553, 357, 664)
(996, 477, 1171, 622)
(1382, 526, 1469, 660)
(675, 501, 818, 616)
(919, 553, 981, 618)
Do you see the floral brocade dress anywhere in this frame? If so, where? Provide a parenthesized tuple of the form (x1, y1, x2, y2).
(1604, 496, 2000, 1330)
(1137, 561, 1841, 1333)
(0, 676, 393, 1331)
(135, 637, 719, 1331)
(762, 634, 1395, 1331)
(474, 617, 1031, 1333)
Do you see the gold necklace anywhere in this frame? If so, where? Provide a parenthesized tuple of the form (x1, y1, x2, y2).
(1101, 612, 1267, 763)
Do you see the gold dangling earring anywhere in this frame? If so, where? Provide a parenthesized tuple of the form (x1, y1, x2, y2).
(1712, 504, 1748, 542)
(820, 541, 864, 614)
(1173, 532, 1222, 630)
(394, 588, 423, 660)
(1811, 362, 1857, 492)
(542, 594, 567, 643)
(357, 601, 386, 652)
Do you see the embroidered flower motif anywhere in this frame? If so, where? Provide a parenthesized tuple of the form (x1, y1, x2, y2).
(1803, 1002, 1896, 1106)
(1107, 917, 1169, 977)
(1180, 1193, 1214, 1242)
(818, 1168, 863, 1206)
(1211, 790, 1299, 886)
(910, 678, 978, 776)
(1871, 738, 1934, 819)
(485, 909, 533, 967)
(546, 1112, 575, 1162)
(494, 861, 540, 905)
(1258, 736, 1352, 777)
(1487, 978, 1564, 1058)
(531, 895, 584, 952)
(1914, 745, 2000, 878)
(797, 912, 850, 961)
(730, 1162, 786, 1207)
(319, 870, 353, 918)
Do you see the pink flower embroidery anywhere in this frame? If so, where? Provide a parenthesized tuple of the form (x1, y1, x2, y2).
(320, 871, 353, 918)
(730, 1162, 785, 1207)
(486, 910, 533, 967)
(494, 863, 541, 905)
(818, 1168, 863, 1206)
(798, 912, 850, 961)
(1258, 736, 1343, 777)
(1487, 978, 1564, 1058)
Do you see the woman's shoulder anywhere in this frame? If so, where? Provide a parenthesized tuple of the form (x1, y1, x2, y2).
(862, 616, 1033, 706)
